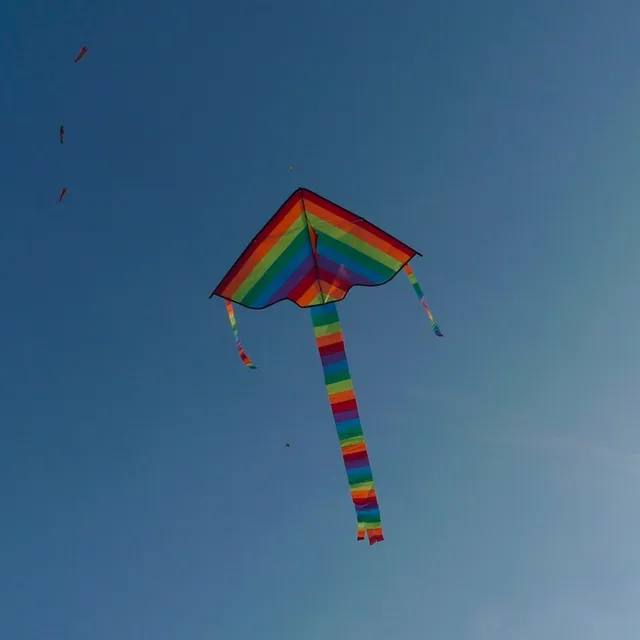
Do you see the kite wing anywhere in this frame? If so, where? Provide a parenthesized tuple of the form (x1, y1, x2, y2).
(211, 188, 421, 309)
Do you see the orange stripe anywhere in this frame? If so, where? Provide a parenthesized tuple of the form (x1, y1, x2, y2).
(352, 489, 378, 500)
(329, 389, 356, 404)
(316, 331, 343, 347)
(297, 280, 323, 306)
(305, 200, 412, 263)
(220, 199, 304, 297)
(321, 278, 349, 301)
(341, 441, 367, 455)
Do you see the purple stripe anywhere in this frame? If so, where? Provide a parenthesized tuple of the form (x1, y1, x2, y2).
(345, 457, 370, 470)
(334, 409, 359, 422)
(321, 350, 345, 366)
(265, 254, 315, 305)
(354, 497, 379, 509)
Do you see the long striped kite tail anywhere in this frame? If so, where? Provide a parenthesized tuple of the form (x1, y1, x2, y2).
(310, 302, 384, 545)
(403, 264, 444, 337)
(225, 300, 257, 369)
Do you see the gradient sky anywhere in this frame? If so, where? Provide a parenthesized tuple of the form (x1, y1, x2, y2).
(2, 0, 640, 638)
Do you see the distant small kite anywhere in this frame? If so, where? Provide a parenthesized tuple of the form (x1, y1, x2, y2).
(59, 125, 65, 144)
(74, 46, 88, 63)
(59, 187, 67, 203)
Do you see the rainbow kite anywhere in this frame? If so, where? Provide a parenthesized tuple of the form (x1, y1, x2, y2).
(210, 188, 443, 545)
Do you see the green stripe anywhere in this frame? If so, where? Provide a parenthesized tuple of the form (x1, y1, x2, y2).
(311, 308, 339, 328)
(324, 368, 351, 386)
(340, 434, 365, 447)
(309, 214, 403, 274)
(348, 468, 374, 485)
(241, 226, 310, 306)
(233, 217, 306, 301)
(326, 379, 353, 394)
(313, 320, 341, 337)
(357, 513, 381, 524)
(351, 480, 375, 491)
(337, 425, 363, 441)
(310, 225, 397, 281)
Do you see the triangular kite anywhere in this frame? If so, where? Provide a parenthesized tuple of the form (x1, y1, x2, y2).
(211, 188, 444, 545)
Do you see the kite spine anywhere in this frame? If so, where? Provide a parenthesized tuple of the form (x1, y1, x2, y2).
(403, 264, 444, 337)
(310, 302, 383, 545)
(225, 301, 257, 369)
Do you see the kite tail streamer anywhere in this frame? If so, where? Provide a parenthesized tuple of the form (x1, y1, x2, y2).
(403, 264, 444, 337)
(225, 300, 257, 369)
(310, 303, 384, 545)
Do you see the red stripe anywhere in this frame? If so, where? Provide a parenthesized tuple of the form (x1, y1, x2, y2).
(215, 192, 302, 294)
(318, 341, 344, 358)
(368, 532, 384, 545)
(344, 450, 370, 465)
(286, 268, 319, 304)
(331, 398, 357, 414)
(316, 266, 351, 294)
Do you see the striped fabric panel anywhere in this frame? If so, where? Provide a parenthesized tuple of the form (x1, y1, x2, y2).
(403, 264, 444, 337)
(225, 300, 257, 369)
(211, 189, 419, 309)
(310, 302, 384, 545)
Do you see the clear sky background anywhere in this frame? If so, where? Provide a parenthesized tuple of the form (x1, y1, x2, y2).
(2, 0, 640, 638)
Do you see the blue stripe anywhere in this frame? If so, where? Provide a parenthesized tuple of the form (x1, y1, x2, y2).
(317, 243, 386, 284)
(251, 240, 312, 307)
(310, 301, 337, 319)
(347, 466, 373, 481)
(322, 360, 349, 376)
(335, 418, 362, 435)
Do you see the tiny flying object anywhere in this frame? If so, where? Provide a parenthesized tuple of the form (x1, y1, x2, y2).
(74, 45, 88, 63)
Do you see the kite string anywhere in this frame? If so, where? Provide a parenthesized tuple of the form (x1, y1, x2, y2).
(225, 301, 257, 369)
(403, 264, 444, 337)
(310, 302, 384, 545)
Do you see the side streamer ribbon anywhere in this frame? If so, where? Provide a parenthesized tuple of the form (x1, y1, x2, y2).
(403, 264, 444, 337)
(225, 300, 257, 369)
(310, 303, 384, 545)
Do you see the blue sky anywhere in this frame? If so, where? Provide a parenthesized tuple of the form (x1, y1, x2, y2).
(2, 0, 640, 637)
